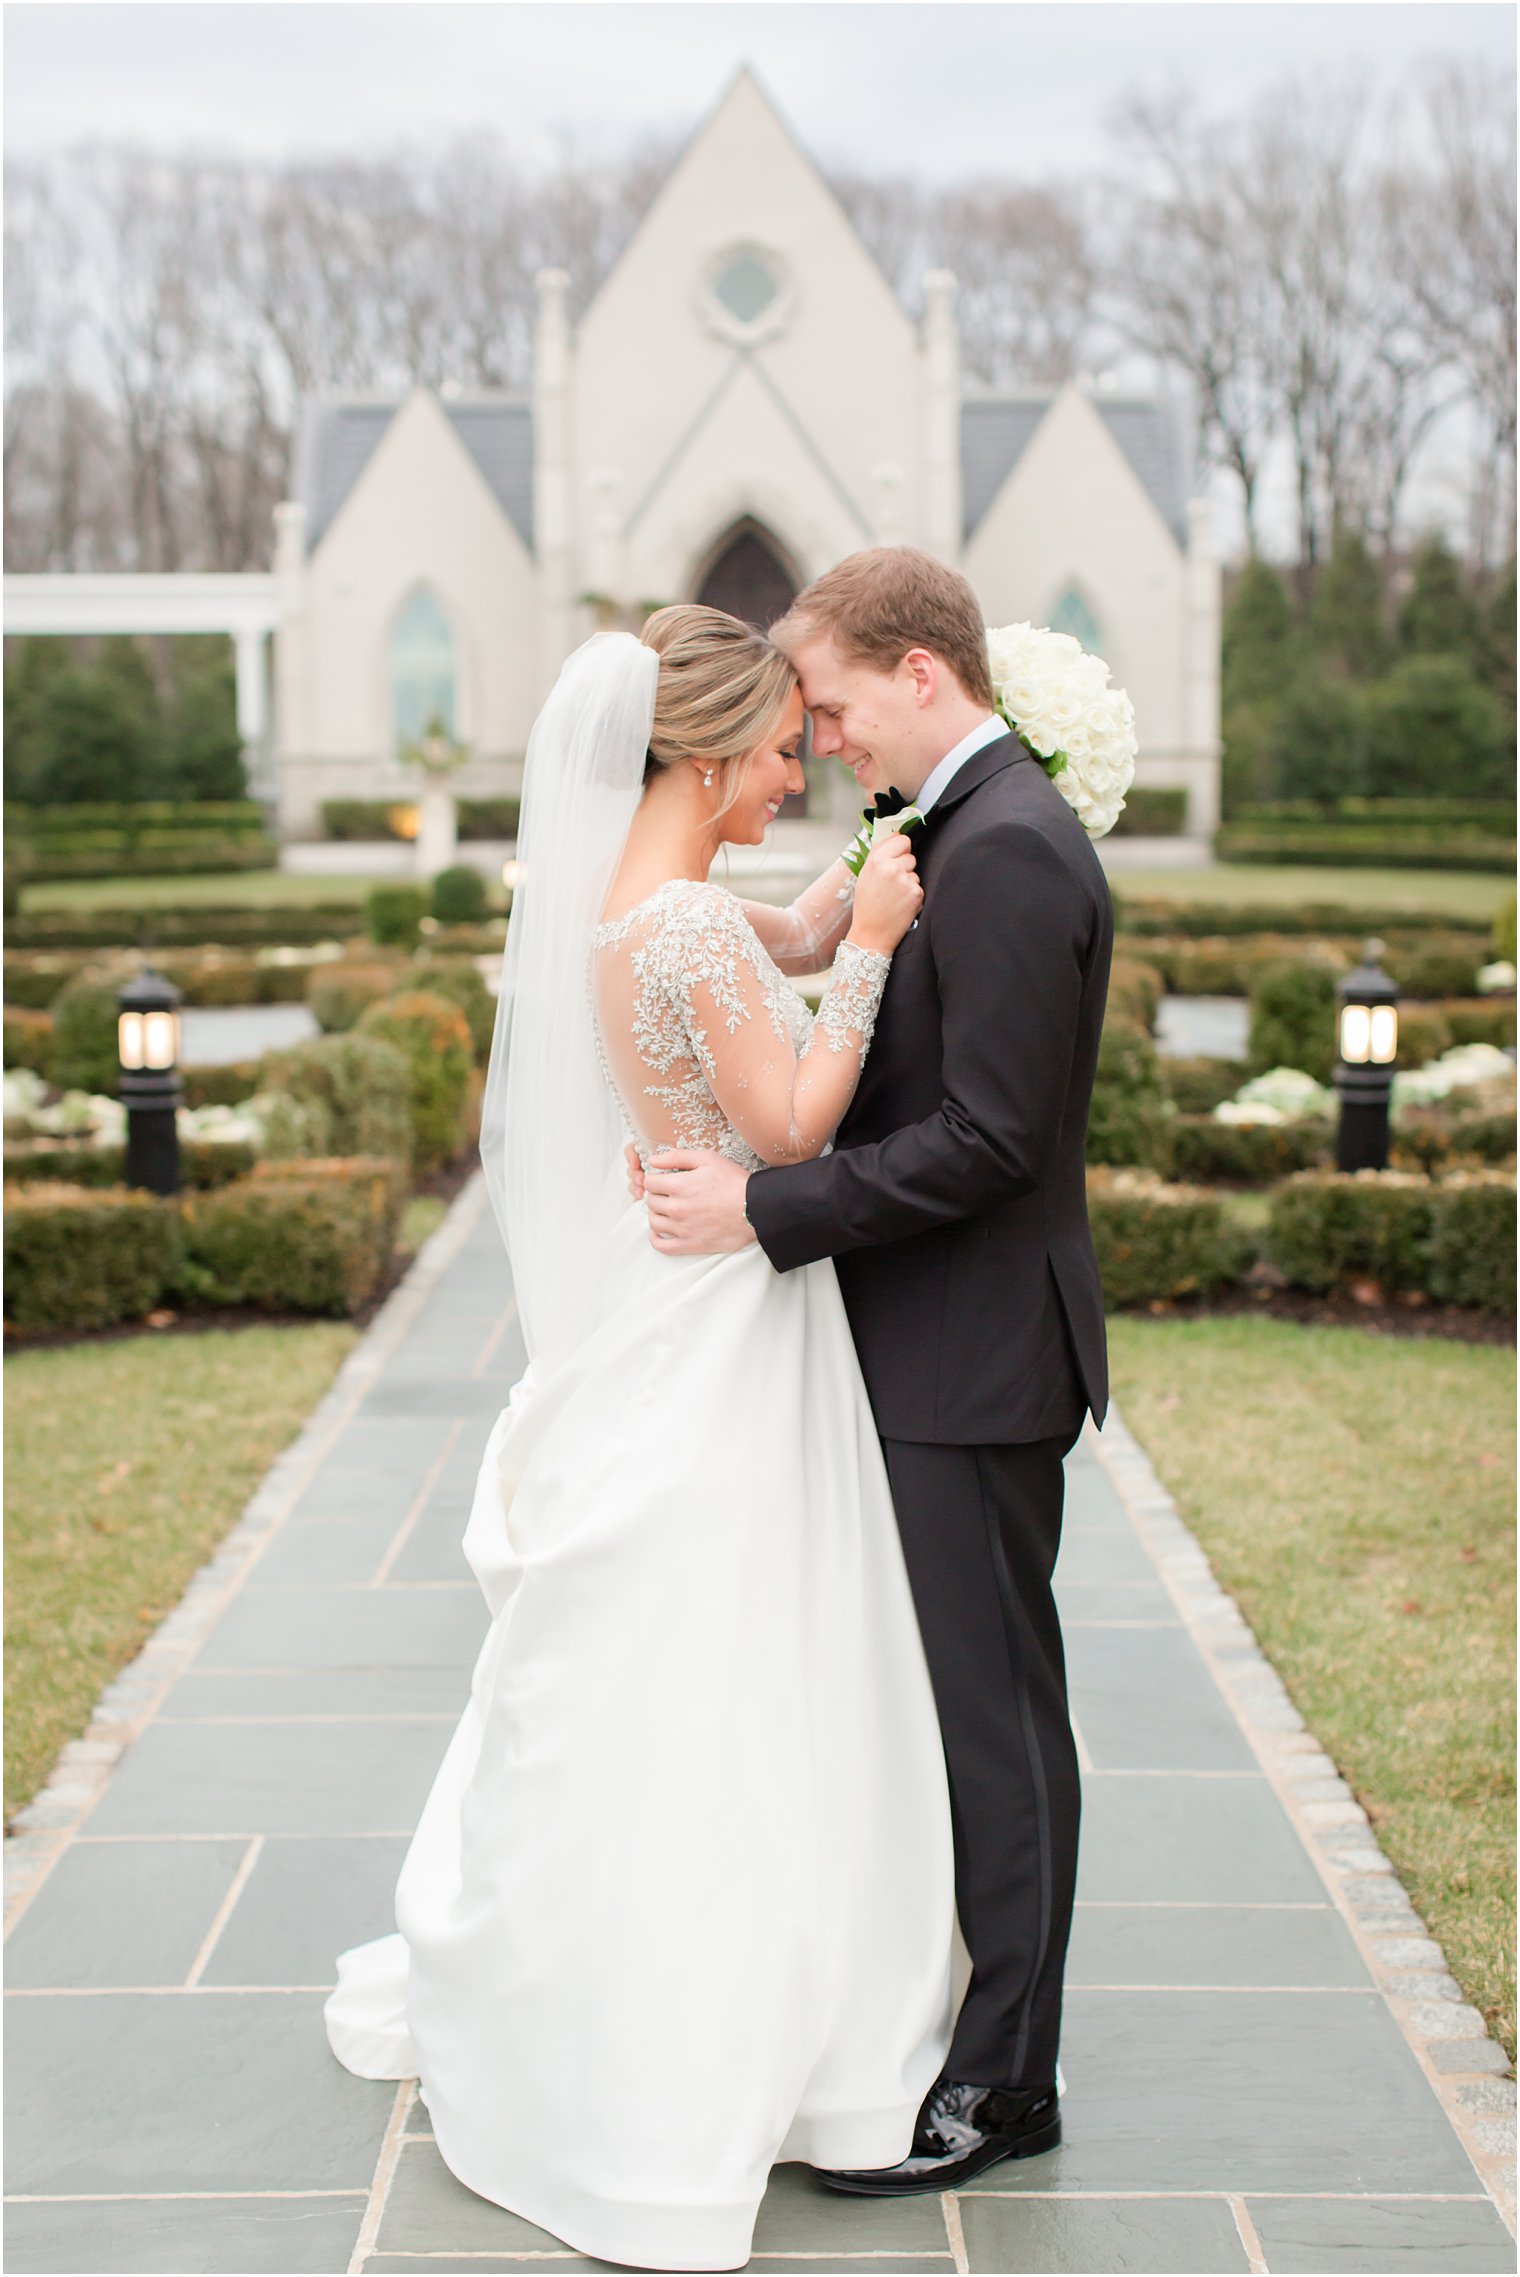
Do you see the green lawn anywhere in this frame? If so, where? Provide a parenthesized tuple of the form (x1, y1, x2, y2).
(1108, 863, 1510, 922)
(4, 1324, 356, 1820)
(1109, 1316, 1516, 2059)
(22, 870, 391, 911)
(23, 858, 1508, 926)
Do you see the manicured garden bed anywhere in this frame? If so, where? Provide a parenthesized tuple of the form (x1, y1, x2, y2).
(1110, 866, 1511, 923)
(1109, 1314, 1517, 2061)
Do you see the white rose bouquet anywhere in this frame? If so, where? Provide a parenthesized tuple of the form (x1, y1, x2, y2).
(985, 622, 1137, 838)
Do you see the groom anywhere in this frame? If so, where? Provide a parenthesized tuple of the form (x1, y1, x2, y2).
(642, 547, 1113, 2193)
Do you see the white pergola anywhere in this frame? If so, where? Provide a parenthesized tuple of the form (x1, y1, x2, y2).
(3, 573, 280, 799)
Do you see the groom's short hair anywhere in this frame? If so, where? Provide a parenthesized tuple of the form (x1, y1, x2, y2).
(772, 548, 994, 708)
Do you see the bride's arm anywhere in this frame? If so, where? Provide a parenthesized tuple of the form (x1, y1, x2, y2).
(673, 843, 916, 1165)
(736, 858, 857, 975)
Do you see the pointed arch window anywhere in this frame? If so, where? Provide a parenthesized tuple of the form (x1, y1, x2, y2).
(392, 587, 456, 753)
(1048, 585, 1103, 654)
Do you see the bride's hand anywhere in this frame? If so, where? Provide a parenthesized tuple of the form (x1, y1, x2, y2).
(847, 833, 923, 956)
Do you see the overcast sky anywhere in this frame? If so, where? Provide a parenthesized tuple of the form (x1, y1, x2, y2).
(5, 1, 1514, 180)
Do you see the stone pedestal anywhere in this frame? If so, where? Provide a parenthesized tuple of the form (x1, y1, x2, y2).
(415, 783, 458, 879)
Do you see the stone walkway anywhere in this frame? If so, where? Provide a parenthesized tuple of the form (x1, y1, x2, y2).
(5, 1174, 1514, 2275)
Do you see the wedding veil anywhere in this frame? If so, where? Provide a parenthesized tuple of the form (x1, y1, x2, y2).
(478, 631, 659, 1375)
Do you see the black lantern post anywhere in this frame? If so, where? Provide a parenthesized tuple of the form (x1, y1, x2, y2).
(1334, 939, 1400, 1172)
(117, 966, 184, 1195)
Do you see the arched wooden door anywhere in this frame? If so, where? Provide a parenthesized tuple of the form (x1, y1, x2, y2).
(694, 522, 809, 814)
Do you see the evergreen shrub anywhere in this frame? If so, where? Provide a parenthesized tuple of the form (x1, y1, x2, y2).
(1161, 1056, 1244, 1114)
(1116, 900, 1488, 942)
(260, 1032, 413, 1170)
(430, 866, 489, 924)
(4, 1008, 52, 1074)
(1169, 1115, 1332, 1185)
(1222, 558, 1298, 711)
(321, 799, 416, 840)
(1425, 1175, 1518, 1315)
(308, 958, 408, 1034)
(175, 1158, 398, 1316)
(1247, 960, 1338, 1083)
(355, 991, 474, 1172)
(48, 971, 128, 1095)
(1394, 1004, 1454, 1068)
(1386, 938, 1484, 998)
(1086, 1017, 1175, 1171)
(1364, 655, 1512, 801)
(1441, 999, 1517, 1050)
(457, 797, 521, 840)
(175, 1062, 265, 1109)
(1267, 667, 1369, 803)
(1267, 1171, 1437, 1294)
(1110, 788, 1188, 836)
(366, 884, 429, 949)
(6, 905, 364, 953)
(1, 1138, 256, 1190)
(1391, 1111, 1517, 1175)
(1086, 1168, 1250, 1306)
(413, 957, 495, 1062)
(1106, 956, 1163, 1034)
(2, 1182, 182, 1332)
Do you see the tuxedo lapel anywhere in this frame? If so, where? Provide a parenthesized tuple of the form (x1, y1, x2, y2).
(922, 730, 1030, 825)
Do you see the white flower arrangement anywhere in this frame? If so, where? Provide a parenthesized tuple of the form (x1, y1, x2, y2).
(1212, 1067, 1338, 1127)
(986, 622, 1138, 838)
(1391, 1042, 1516, 1109)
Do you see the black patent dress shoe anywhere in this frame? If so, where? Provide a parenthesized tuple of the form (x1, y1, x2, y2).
(813, 2079, 1061, 2196)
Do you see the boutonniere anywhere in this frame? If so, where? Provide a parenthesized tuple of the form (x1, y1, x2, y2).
(840, 798, 924, 878)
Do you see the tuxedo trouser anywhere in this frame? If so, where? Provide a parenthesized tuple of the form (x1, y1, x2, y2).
(881, 1427, 1084, 2093)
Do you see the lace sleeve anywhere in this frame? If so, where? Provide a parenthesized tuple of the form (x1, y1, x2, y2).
(737, 858, 857, 975)
(667, 888, 888, 1166)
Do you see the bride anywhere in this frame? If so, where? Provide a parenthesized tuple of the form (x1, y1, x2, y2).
(324, 606, 956, 2273)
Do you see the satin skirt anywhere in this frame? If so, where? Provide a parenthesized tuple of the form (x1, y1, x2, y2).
(324, 1196, 956, 2271)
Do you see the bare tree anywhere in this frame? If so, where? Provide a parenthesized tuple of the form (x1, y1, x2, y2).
(1104, 89, 1283, 548)
(1400, 62, 1517, 566)
(3, 71, 1506, 578)
(931, 182, 1098, 387)
(826, 170, 927, 307)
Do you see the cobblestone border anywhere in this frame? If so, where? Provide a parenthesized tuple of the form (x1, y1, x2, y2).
(1087, 1402, 1518, 2235)
(3, 1171, 494, 1938)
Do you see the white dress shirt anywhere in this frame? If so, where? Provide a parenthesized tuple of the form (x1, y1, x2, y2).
(914, 713, 1008, 816)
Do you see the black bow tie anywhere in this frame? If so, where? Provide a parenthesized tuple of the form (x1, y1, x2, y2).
(868, 787, 910, 819)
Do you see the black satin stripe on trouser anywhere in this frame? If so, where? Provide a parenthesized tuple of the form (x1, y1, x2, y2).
(881, 1431, 1083, 2093)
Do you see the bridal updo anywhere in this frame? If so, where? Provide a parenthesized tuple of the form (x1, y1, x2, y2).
(638, 605, 796, 803)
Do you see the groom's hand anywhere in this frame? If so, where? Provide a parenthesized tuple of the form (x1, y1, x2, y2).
(625, 1142, 647, 1202)
(644, 1149, 756, 1254)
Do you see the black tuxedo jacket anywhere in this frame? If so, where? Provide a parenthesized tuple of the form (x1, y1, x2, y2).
(745, 731, 1113, 1446)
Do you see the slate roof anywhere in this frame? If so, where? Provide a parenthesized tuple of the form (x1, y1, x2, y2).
(296, 386, 1184, 561)
(961, 391, 1188, 547)
(297, 395, 535, 554)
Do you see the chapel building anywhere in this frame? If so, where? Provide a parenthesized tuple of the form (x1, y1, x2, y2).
(272, 68, 1221, 840)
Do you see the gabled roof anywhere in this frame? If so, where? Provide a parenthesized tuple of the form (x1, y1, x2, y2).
(579, 65, 908, 344)
(296, 395, 535, 553)
(962, 390, 1188, 547)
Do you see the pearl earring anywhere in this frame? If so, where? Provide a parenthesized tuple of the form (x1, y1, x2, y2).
(703, 768, 714, 788)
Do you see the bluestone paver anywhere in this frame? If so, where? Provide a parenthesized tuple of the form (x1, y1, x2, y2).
(5, 1171, 1512, 2273)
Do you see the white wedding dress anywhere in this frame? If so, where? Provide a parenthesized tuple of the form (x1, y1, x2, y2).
(324, 864, 957, 2272)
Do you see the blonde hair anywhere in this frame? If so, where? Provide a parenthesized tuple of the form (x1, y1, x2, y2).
(639, 605, 796, 817)
(772, 547, 994, 708)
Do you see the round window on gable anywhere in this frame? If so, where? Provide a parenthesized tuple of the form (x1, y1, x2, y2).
(703, 244, 790, 342)
(714, 251, 779, 325)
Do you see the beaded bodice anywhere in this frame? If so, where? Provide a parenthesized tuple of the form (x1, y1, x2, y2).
(591, 876, 888, 1174)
